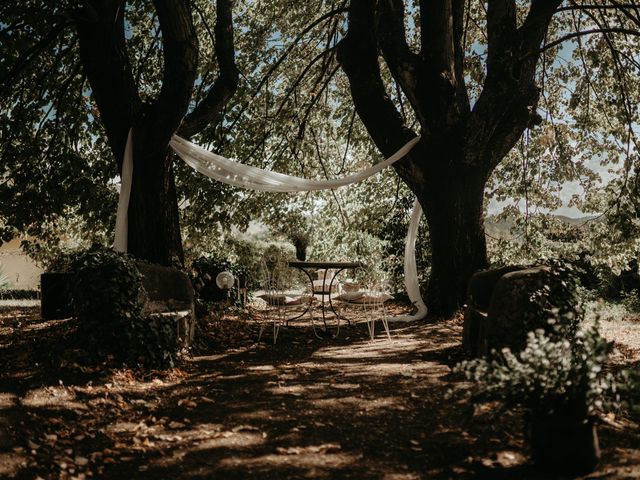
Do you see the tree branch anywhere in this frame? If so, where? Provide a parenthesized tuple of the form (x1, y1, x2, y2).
(467, 0, 562, 172)
(0, 21, 72, 98)
(148, 0, 199, 147)
(485, 0, 517, 86)
(557, 3, 640, 14)
(222, 7, 347, 138)
(537, 27, 640, 54)
(74, 0, 141, 170)
(452, 0, 469, 111)
(419, 0, 456, 77)
(337, 0, 420, 187)
(179, 0, 239, 138)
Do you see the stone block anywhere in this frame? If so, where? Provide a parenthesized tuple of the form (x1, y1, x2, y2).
(462, 306, 488, 357)
(466, 265, 526, 310)
(40, 272, 73, 320)
(135, 262, 196, 347)
(483, 265, 552, 355)
(463, 265, 572, 357)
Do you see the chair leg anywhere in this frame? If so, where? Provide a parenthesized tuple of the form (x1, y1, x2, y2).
(381, 304, 391, 340)
(273, 309, 285, 344)
(366, 305, 375, 340)
(273, 319, 280, 344)
(258, 311, 267, 342)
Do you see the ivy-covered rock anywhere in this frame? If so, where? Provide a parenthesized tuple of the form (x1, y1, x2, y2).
(68, 246, 180, 367)
(464, 261, 583, 357)
(189, 254, 249, 317)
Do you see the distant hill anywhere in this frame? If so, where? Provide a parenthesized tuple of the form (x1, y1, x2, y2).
(485, 214, 599, 240)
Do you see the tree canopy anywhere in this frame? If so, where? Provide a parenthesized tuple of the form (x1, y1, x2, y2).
(2, 1, 640, 311)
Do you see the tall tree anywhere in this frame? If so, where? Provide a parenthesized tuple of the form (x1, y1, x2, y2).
(336, 0, 568, 316)
(1, 0, 239, 266)
(74, 0, 238, 265)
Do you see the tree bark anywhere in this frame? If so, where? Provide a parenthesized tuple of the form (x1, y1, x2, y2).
(127, 125, 185, 266)
(74, 0, 238, 266)
(338, 0, 561, 318)
(418, 162, 489, 316)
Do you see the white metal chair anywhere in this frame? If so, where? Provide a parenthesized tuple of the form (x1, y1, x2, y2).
(256, 258, 316, 343)
(336, 281, 392, 340)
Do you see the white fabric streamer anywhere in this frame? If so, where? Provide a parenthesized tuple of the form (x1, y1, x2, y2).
(389, 199, 427, 322)
(114, 131, 428, 321)
(169, 135, 421, 192)
(113, 129, 133, 253)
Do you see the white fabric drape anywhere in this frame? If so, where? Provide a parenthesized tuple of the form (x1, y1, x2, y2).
(391, 199, 427, 322)
(113, 129, 133, 253)
(114, 131, 428, 321)
(169, 135, 421, 192)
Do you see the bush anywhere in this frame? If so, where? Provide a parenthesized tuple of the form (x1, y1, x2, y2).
(524, 259, 584, 340)
(621, 369, 640, 420)
(69, 245, 178, 367)
(190, 253, 236, 304)
(456, 322, 618, 416)
(189, 252, 253, 316)
(0, 289, 39, 300)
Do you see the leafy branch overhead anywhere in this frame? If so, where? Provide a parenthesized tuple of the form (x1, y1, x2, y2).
(3, 1, 640, 312)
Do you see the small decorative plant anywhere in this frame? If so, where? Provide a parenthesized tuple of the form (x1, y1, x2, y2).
(288, 230, 310, 261)
(456, 322, 619, 473)
(456, 324, 616, 416)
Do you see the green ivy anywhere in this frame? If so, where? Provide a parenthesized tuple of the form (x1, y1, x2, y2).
(189, 253, 253, 317)
(456, 321, 619, 416)
(68, 245, 178, 367)
(527, 259, 585, 340)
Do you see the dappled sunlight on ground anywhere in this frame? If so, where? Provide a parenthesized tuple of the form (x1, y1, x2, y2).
(0, 305, 639, 479)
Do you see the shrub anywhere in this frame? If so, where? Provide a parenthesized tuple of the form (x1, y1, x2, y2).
(0, 289, 39, 300)
(0, 265, 10, 290)
(189, 252, 253, 313)
(190, 253, 236, 305)
(621, 369, 640, 420)
(69, 245, 178, 367)
(523, 259, 584, 341)
(456, 322, 618, 416)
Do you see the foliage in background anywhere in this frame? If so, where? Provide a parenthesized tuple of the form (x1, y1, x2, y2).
(0, 265, 9, 290)
(68, 246, 178, 367)
(3, 1, 640, 298)
(620, 369, 640, 421)
(0, 290, 39, 300)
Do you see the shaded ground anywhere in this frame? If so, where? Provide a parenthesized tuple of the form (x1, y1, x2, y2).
(0, 304, 639, 480)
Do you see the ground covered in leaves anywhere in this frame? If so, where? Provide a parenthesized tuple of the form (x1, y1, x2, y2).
(0, 304, 639, 480)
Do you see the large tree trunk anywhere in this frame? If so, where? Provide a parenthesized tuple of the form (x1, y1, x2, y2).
(74, 0, 237, 267)
(337, 0, 561, 319)
(418, 161, 489, 317)
(128, 127, 184, 266)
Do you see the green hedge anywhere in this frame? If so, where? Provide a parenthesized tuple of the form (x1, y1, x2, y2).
(67, 245, 179, 367)
(0, 289, 39, 300)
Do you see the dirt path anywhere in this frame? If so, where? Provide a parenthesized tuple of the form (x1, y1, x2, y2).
(0, 306, 639, 479)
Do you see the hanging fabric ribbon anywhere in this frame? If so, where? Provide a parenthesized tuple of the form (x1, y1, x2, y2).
(114, 131, 427, 321)
(395, 199, 428, 321)
(169, 135, 421, 192)
(113, 129, 133, 253)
